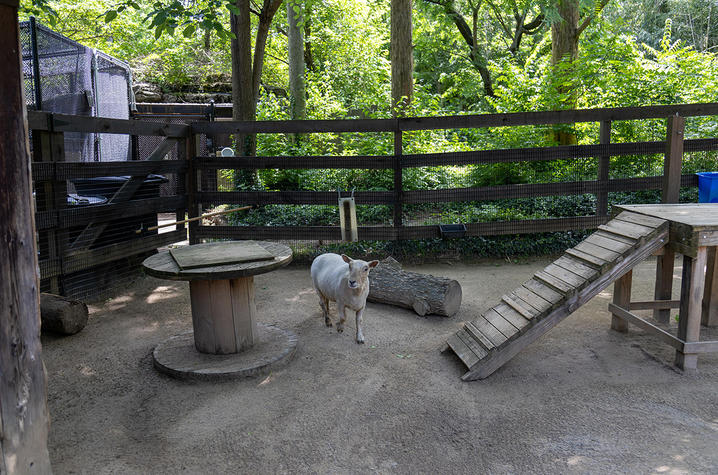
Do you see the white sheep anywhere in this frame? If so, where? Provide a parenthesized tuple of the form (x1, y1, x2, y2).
(310, 253, 379, 344)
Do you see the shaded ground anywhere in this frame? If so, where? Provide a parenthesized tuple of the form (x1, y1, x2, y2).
(43, 256, 718, 474)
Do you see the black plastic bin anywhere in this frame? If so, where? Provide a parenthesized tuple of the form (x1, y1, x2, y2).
(69, 174, 169, 247)
(71, 174, 169, 201)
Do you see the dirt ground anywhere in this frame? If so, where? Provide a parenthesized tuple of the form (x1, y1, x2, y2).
(43, 255, 718, 474)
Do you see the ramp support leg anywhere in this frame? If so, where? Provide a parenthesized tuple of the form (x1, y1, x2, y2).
(611, 270, 632, 332)
(701, 248, 718, 327)
(654, 249, 675, 324)
(675, 248, 708, 371)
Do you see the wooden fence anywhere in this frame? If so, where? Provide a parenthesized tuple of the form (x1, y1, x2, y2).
(29, 102, 718, 298)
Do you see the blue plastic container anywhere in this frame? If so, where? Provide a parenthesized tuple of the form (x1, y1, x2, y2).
(697, 172, 718, 203)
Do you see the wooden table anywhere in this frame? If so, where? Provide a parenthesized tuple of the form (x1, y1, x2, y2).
(610, 204, 718, 371)
(142, 241, 296, 380)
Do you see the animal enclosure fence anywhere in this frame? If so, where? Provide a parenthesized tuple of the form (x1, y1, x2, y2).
(29, 103, 718, 299)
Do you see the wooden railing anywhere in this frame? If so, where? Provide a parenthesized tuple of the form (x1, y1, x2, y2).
(29, 103, 718, 297)
(187, 103, 718, 242)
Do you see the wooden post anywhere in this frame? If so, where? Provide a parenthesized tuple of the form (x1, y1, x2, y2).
(187, 134, 200, 245)
(176, 135, 188, 234)
(702, 247, 718, 327)
(393, 125, 403, 232)
(596, 120, 611, 216)
(675, 249, 707, 371)
(0, 2, 52, 472)
(654, 115, 685, 323)
(611, 270, 632, 332)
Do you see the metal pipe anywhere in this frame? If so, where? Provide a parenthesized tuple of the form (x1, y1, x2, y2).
(29, 16, 42, 110)
(136, 205, 252, 234)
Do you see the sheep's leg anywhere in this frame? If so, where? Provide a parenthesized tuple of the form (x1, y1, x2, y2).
(317, 291, 332, 327)
(355, 307, 365, 344)
(336, 304, 347, 333)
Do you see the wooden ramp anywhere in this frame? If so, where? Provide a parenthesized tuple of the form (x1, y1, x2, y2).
(445, 211, 669, 381)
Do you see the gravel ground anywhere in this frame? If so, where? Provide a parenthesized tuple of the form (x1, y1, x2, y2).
(43, 256, 718, 474)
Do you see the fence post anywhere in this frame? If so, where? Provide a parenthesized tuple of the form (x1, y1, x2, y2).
(33, 126, 67, 294)
(653, 114, 685, 323)
(393, 122, 403, 235)
(596, 120, 611, 217)
(187, 133, 200, 245)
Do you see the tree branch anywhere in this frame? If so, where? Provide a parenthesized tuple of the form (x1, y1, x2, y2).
(576, 0, 609, 36)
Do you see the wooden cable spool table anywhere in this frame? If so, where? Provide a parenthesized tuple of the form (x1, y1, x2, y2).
(142, 241, 296, 380)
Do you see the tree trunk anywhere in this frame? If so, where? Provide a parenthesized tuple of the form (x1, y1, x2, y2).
(287, 0, 306, 120)
(551, 0, 579, 66)
(391, 0, 414, 114)
(231, 0, 255, 162)
(0, 3, 52, 472)
(368, 258, 462, 317)
(304, 12, 314, 72)
(40, 293, 88, 335)
(550, 0, 580, 144)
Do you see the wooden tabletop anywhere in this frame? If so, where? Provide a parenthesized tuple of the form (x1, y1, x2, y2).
(143, 241, 293, 281)
(614, 204, 718, 256)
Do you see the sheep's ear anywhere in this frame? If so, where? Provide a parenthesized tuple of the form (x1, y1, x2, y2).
(341, 254, 352, 264)
(368, 260, 379, 268)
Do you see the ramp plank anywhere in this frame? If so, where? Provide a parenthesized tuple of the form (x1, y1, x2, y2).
(447, 333, 479, 367)
(472, 315, 509, 347)
(456, 330, 488, 361)
(574, 241, 621, 262)
(544, 263, 588, 288)
(598, 221, 652, 241)
(464, 322, 496, 351)
(483, 309, 520, 339)
(565, 248, 609, 269)
(535, 270, 575, 294)
(494, 302, 531, 331)
(585, 233, 634, 254)
(523, 279, 563, 305)
(513, 286, 553, 313)
(614, 211, 666, 228)
(554, 256, 600, 280)
(501, 294, 536, 320)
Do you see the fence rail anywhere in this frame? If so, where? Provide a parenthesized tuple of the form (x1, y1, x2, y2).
(28, 103, 718, 299)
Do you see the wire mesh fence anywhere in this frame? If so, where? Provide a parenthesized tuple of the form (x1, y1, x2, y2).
(29, 103, 718, 300)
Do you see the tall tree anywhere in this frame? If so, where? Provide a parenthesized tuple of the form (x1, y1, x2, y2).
(391, 0, 414, 113)
(287, 0, 306, 120)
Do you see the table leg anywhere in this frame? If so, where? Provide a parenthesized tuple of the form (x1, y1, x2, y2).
(611, 270, 632, 333)
(701, 247, 717, 327)
(675, 248, 708, 371)
(654, 249, 675, 324)
(189, 276, 257, 354)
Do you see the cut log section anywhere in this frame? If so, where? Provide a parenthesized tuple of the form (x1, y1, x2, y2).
(368, 257, 462, 317)
(40, 293, 88, 335)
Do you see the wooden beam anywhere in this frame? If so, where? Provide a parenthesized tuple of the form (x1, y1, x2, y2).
(608, 303, 684, 350)
(702, 247, 718, 327)
(0, 4, 51, 472)
(610, 270, 632, 332)
(675, 248, 708, 370)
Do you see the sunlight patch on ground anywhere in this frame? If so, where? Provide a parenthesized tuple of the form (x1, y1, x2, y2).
(285, 288, 315, 303)
(566, 455, 586, 466)
(258, 374, 274, 386)
(105, 294, 136, 312)
(654, 465, 688, 475)
(78, 364, 96, 377)
(146, 285, 182, 304)
(129, 321, 160, 336)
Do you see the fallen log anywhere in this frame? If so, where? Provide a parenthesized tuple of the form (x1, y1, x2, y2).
(40, 293, 88, 335)
(368, 257, 462, 317)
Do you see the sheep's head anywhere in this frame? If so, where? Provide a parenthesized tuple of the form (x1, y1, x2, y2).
(341, 254, 379, 289)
